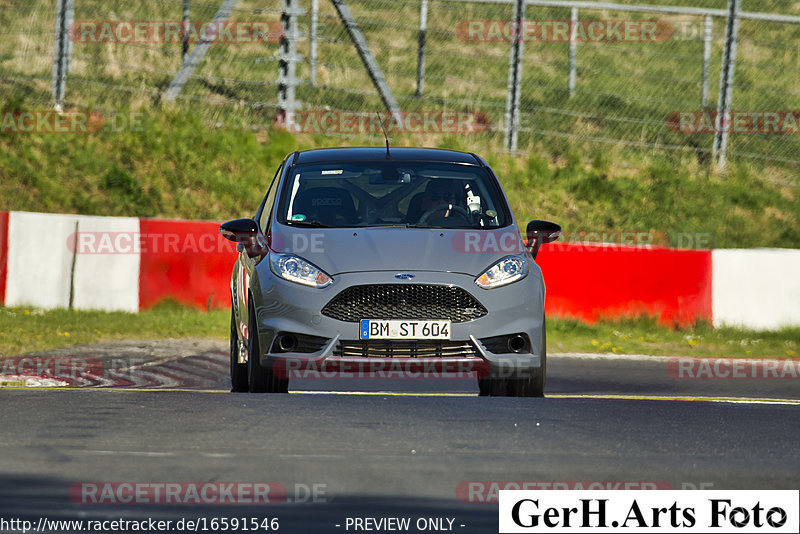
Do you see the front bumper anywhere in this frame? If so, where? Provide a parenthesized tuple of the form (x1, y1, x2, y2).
(251, 267, 545, 376)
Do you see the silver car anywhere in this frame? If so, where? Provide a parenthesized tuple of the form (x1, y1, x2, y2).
(220, 147, 560, 396)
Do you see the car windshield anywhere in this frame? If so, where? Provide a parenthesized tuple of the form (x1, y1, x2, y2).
(277, 161, 511, 229)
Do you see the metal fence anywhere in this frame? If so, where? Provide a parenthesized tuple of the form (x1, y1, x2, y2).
(3, 1, 286, 126)
(1, 0, 799, 170)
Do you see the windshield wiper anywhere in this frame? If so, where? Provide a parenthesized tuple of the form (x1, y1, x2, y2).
(405, 223, 485, 229)
(285, 219, 334, 228)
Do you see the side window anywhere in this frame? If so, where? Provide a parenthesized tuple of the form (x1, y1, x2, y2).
(257, 163, 284, 232)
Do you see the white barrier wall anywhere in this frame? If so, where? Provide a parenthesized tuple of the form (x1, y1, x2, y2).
(712, 248, 800, 330)
(4, 212, 140, 312)
(72, 215, 140, 312)
(6, 212, 77, 309)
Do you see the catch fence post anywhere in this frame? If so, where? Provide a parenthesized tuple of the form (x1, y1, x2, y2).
(504, 0, 525, 152)
(713, 0, 741, 169)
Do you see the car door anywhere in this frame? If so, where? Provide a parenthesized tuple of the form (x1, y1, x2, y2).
(235, 160, 285, 350)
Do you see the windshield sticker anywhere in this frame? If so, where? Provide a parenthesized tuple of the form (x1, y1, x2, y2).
(321, 170, 343, 175)
(291, 214, 307, 221)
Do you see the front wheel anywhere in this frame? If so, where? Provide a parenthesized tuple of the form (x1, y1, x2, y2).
(230, 310, 248, 392)
(247, 304, 289, 393)
(478, 320, 546, 397)
(478, 376, 507, 396)
(509, 324, 546, 397)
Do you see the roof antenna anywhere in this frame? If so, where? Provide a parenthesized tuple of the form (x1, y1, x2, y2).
(376, 111, 391, 159)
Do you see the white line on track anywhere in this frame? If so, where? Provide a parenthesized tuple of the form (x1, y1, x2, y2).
(291, 391, 800, 404)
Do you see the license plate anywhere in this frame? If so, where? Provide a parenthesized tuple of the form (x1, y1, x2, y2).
(359, 320, 451, 340)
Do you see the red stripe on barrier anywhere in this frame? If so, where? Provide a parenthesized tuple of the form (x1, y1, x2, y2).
(138, 219, 237, 310)
(0, 212, 8, 306)
(136, 217, 712, 323)
(536, 242, 712, 326)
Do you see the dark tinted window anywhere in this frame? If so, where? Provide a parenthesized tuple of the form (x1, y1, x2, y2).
(278, 161, 510, 229)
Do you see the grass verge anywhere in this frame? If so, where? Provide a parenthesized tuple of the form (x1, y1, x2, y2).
(0, 106, 798, 249)
(0, 304, 797, 359)
(549, 317, 799, 359)
(0, 302, 228, 357)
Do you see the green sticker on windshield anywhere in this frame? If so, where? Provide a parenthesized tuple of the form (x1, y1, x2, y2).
(291, 214, 307, 221)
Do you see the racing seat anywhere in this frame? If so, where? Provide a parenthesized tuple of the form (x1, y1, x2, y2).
(405, 192, 426, 224)
(291, 187, 358, 226)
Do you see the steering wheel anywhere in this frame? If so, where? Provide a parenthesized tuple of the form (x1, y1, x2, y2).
(417, 204, 471, 226)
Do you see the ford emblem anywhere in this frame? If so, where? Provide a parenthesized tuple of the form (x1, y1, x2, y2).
(395, 273, 415, 280)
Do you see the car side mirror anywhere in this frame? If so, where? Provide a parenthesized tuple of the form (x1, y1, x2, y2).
(220, 218, 258, 242)
(220, 218, 265, 256)
(525, 220, 561, 259)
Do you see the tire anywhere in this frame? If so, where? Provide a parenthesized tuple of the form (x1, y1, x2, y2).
(478, 319, 547, 397)
(478, 376, 507, 396)
(247, 304, 289, 394)
(534, 321, 547, 396)
(508, 322, 546, 397)
(230, 310, 248, 392)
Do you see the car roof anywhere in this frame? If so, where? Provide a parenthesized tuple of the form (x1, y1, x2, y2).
(292, 147, 484, 165)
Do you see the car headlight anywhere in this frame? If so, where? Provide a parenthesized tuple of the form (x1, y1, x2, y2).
(270, 253, 333, 288)
(475, 255, 528, 289)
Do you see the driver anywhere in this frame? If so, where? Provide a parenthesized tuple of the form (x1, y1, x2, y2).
(418, 180, 463, 222)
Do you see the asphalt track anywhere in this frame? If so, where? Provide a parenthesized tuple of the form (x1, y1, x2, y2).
(1, 342, 799, 533)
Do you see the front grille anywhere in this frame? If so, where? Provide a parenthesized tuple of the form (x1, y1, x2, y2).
(335, 340, 480, 358)
(321, 284, 487, 323)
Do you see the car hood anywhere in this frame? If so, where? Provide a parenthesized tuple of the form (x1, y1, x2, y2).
(270, 225, 526, 276)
